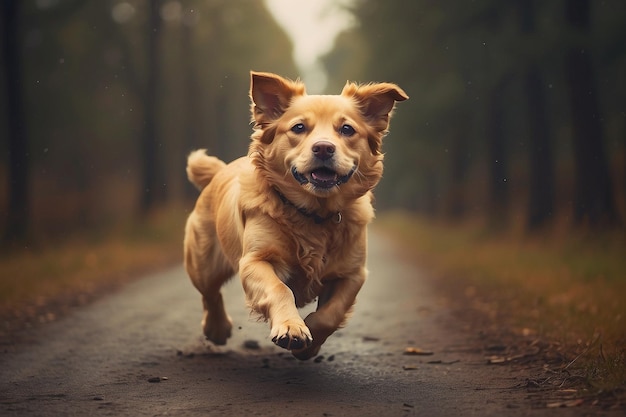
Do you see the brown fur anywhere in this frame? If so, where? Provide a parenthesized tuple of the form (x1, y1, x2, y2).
(184, 71, 407, 360)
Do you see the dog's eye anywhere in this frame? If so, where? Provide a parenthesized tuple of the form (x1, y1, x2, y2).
(291, 123, 306, 134)
(339, 124, 356, 137)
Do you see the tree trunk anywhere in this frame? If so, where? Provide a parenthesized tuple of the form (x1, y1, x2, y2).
(2, 0, 30, 243)
(486, 79, 509, 227)
(446, 107, 471, 219)
(181, 18, 199, 201)
(525, 67, 554, 229)
(564, 0, 619, 227)
(518, 0, 555, 230)
(140, 0, 165, 213)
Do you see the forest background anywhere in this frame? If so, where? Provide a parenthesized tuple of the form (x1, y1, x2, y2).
(2, 0, 625, 244)
(2, 0, 625, 242)
(0, 0, 625, 394)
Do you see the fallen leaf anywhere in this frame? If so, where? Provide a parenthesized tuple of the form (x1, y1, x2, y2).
(546, 399, 584, 408)
(404, 347, 434, 356)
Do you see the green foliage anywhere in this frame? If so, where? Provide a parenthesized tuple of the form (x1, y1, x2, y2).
(0, 0, 299, 239)
(2, 0, 626, 239)
(322, 0, 626, 225)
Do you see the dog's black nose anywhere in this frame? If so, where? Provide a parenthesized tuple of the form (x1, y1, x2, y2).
(312, 141, 335, 161)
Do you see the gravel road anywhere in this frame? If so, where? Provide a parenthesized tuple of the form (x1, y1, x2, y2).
(0, 230, 611, 416)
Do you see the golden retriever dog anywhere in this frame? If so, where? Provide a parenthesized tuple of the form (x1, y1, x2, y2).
(184, 71, 407, 360)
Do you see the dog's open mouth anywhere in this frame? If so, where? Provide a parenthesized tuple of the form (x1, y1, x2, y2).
(292, 166, 356, 189)
(311, 168, 338, 188)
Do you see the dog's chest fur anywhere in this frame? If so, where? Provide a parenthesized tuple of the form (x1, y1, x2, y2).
(273, 220, 354, 307)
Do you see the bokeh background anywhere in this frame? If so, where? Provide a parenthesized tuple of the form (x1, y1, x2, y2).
(1, 0, 625, 244)
(1, 0, 625, 393)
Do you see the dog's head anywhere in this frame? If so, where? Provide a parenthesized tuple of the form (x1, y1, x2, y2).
(248, 71, 407, 202)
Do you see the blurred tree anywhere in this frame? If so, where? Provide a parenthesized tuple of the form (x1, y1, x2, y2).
(180, 9, 201, 200)
(204, 0, 227, 160)
(1, 0, 30, 243)
(445, 105, 472, 219)
(140, 0, 166, 214)
(325, 0, 625, 230)
(564, 0, 619, 227)
(0, 0, 299, 242)
(485, 77, 510, 227)
(481, 5, 513, 228)
(1, 0, 87, 243)
(170, 0, 300, 198)
(518, 0, 555, 230)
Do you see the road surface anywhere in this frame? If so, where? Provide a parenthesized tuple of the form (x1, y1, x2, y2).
(0, 230, 607, 416)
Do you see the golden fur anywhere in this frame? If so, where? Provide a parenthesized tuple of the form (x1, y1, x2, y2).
(184, 71, 407, 360)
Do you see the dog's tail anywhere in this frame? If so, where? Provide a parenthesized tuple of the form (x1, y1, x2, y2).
(186, 149, 226, 191)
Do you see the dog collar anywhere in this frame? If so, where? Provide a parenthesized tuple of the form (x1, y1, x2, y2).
(274, 189, 342, 225)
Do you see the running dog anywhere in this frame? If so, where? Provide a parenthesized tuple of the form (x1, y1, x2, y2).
(184, 71, 407, 360)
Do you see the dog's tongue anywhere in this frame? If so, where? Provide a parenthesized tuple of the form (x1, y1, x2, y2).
(311, 168, 337, 183)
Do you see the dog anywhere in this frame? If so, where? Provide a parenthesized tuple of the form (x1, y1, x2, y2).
(184, 71, 407, 360)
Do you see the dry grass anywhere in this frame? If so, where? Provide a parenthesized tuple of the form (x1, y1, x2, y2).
(1, 203, 623, 395)
(375, 210, 626, 394)
(0, 204, 189, 332)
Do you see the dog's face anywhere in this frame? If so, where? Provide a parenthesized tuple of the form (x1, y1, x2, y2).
(249, 72, 408, 200)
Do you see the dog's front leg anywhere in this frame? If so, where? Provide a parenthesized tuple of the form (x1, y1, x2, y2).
(293, 269, 366, 360)
(239, 254, 313, 350)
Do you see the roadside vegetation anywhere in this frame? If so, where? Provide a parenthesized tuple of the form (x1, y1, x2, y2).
(376, 211, 625, 400)
(1, 203, 623, 406)
(0, 206, 187, 335)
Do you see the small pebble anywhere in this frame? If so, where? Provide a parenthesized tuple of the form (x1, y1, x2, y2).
(243, 340, 260, 350)
(362, 336, 380, 342)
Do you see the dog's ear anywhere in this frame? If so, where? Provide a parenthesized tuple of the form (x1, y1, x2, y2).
(341, 82, 408, 133)
(250, 71, 305, 127)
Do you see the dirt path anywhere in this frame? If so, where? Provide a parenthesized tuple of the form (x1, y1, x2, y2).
(0, 230, 614, 416)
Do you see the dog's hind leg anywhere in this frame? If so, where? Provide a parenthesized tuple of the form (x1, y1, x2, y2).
(184, 215, 235, 345)
(199, 281, 232, 345)
(190, 257, 234, 345)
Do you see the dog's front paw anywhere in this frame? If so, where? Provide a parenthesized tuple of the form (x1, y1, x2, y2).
(270, 320, 313, 351)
